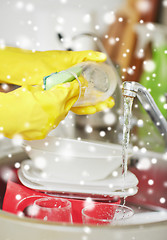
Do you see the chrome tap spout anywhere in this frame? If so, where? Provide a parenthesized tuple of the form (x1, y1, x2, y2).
(122, 81, 167, 146)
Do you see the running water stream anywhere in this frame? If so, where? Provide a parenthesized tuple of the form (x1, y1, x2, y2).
(122, 96, 134, 203)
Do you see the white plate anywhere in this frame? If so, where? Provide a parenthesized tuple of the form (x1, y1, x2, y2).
(18, 160, 138, 197)
(23, 136, 131, 181)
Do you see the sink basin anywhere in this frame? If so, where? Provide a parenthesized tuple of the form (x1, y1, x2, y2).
(0, 144, 167, 240)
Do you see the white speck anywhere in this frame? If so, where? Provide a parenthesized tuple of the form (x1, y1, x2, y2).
(44, 142, 49, 146)
(83, 14, 91, 23)
(146, 23, 155, 31)
(160, 96, 166, 103)
(83, 227, 91, 234)
(17, 211, 24, 218)
(80, 180, 85, 185)
(12, 134, 23, 146)
(148, 189, 153, 194)
(85, 197, 92, 203)
(136, 48, 144, 58)
(103, 11, 116, 25)
(27, 205, 39, 217)
(148, 179, 154, 185)
(118, 17, 123, 22)
(162, 0, 167, 7)
(99, 131, 106, 137)
(127, 68, 134, 75)
(82, 171, 89, 177)
(60, 0, 68, 3)
(33, 26, 38, 31)
(133, 146, 139, 152)
(163, 181, 167, 187)
(108, 37, 115, 45)
(36, 42, 40, 47)
(25, 145, 31, 152)
(34, 157, 47, 170)
(103, 112, 116, 125)
(15, 162, 20, 169)
(164, 104, 167, 110)
(54, 157, 60, 162)
(95, 25, 100, 30)
(112, 171, 118, 177)
(16, 1, 24, 9)
(57, 17, 64, 24)
(115, 37, 120, 42)
(137, 157, 151, 170)
(128, 188, 135, 194)
(8, 154, 12, 158)
(85, 125, 93, 133)
(162, 152, 167, 161)
(88, 146, 96, 153)
(24, 164, 30, 171)
(1, 84, 9, 91)
(141, 147, 147, 153)
(27, 20, 32, 25)
(82, 236, 88, 240)
(55, 141, 60, 146)
(143, 60, 156, 72)
(26, 3, 34, 12)
(137, 119, 144, 127)
(144, 103, 150, 110)
(136, 1, 151, 13)
(160, 197, 166, 204)
(16, 194, 21, 200)
(109, 183, 113, 188)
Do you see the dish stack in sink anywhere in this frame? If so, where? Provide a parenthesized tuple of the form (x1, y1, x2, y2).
(19, 136, 138, 197)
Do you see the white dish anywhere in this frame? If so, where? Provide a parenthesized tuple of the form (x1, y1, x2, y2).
(23, 136, 131, 181)
(18, 160, 138, 197)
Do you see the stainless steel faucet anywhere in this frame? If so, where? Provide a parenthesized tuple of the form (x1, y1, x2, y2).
(122, 81, 167, 147)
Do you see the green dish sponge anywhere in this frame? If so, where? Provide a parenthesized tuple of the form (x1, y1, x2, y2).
(43, 65, 82, 90)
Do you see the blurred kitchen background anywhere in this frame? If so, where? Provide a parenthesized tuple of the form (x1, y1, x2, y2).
(0, 0, 167, 153)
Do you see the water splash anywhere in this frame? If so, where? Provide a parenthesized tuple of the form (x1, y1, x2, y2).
(122, 96, 134, 178)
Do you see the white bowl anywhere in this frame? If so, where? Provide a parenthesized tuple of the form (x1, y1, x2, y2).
(23, 136, 125, 182)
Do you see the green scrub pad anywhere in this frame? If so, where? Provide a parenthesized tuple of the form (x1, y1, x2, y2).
(43, 65, 82, 90)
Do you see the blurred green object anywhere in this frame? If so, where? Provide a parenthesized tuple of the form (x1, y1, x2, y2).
(138, 45, 167, 152)
(140, 45, 167, 118)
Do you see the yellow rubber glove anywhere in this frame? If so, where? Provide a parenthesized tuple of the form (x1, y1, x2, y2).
(0, 47, 114, 140)
(0, 47, 106, 86)
(71, 97, 115, 115)
(0, 81, 81, 140)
